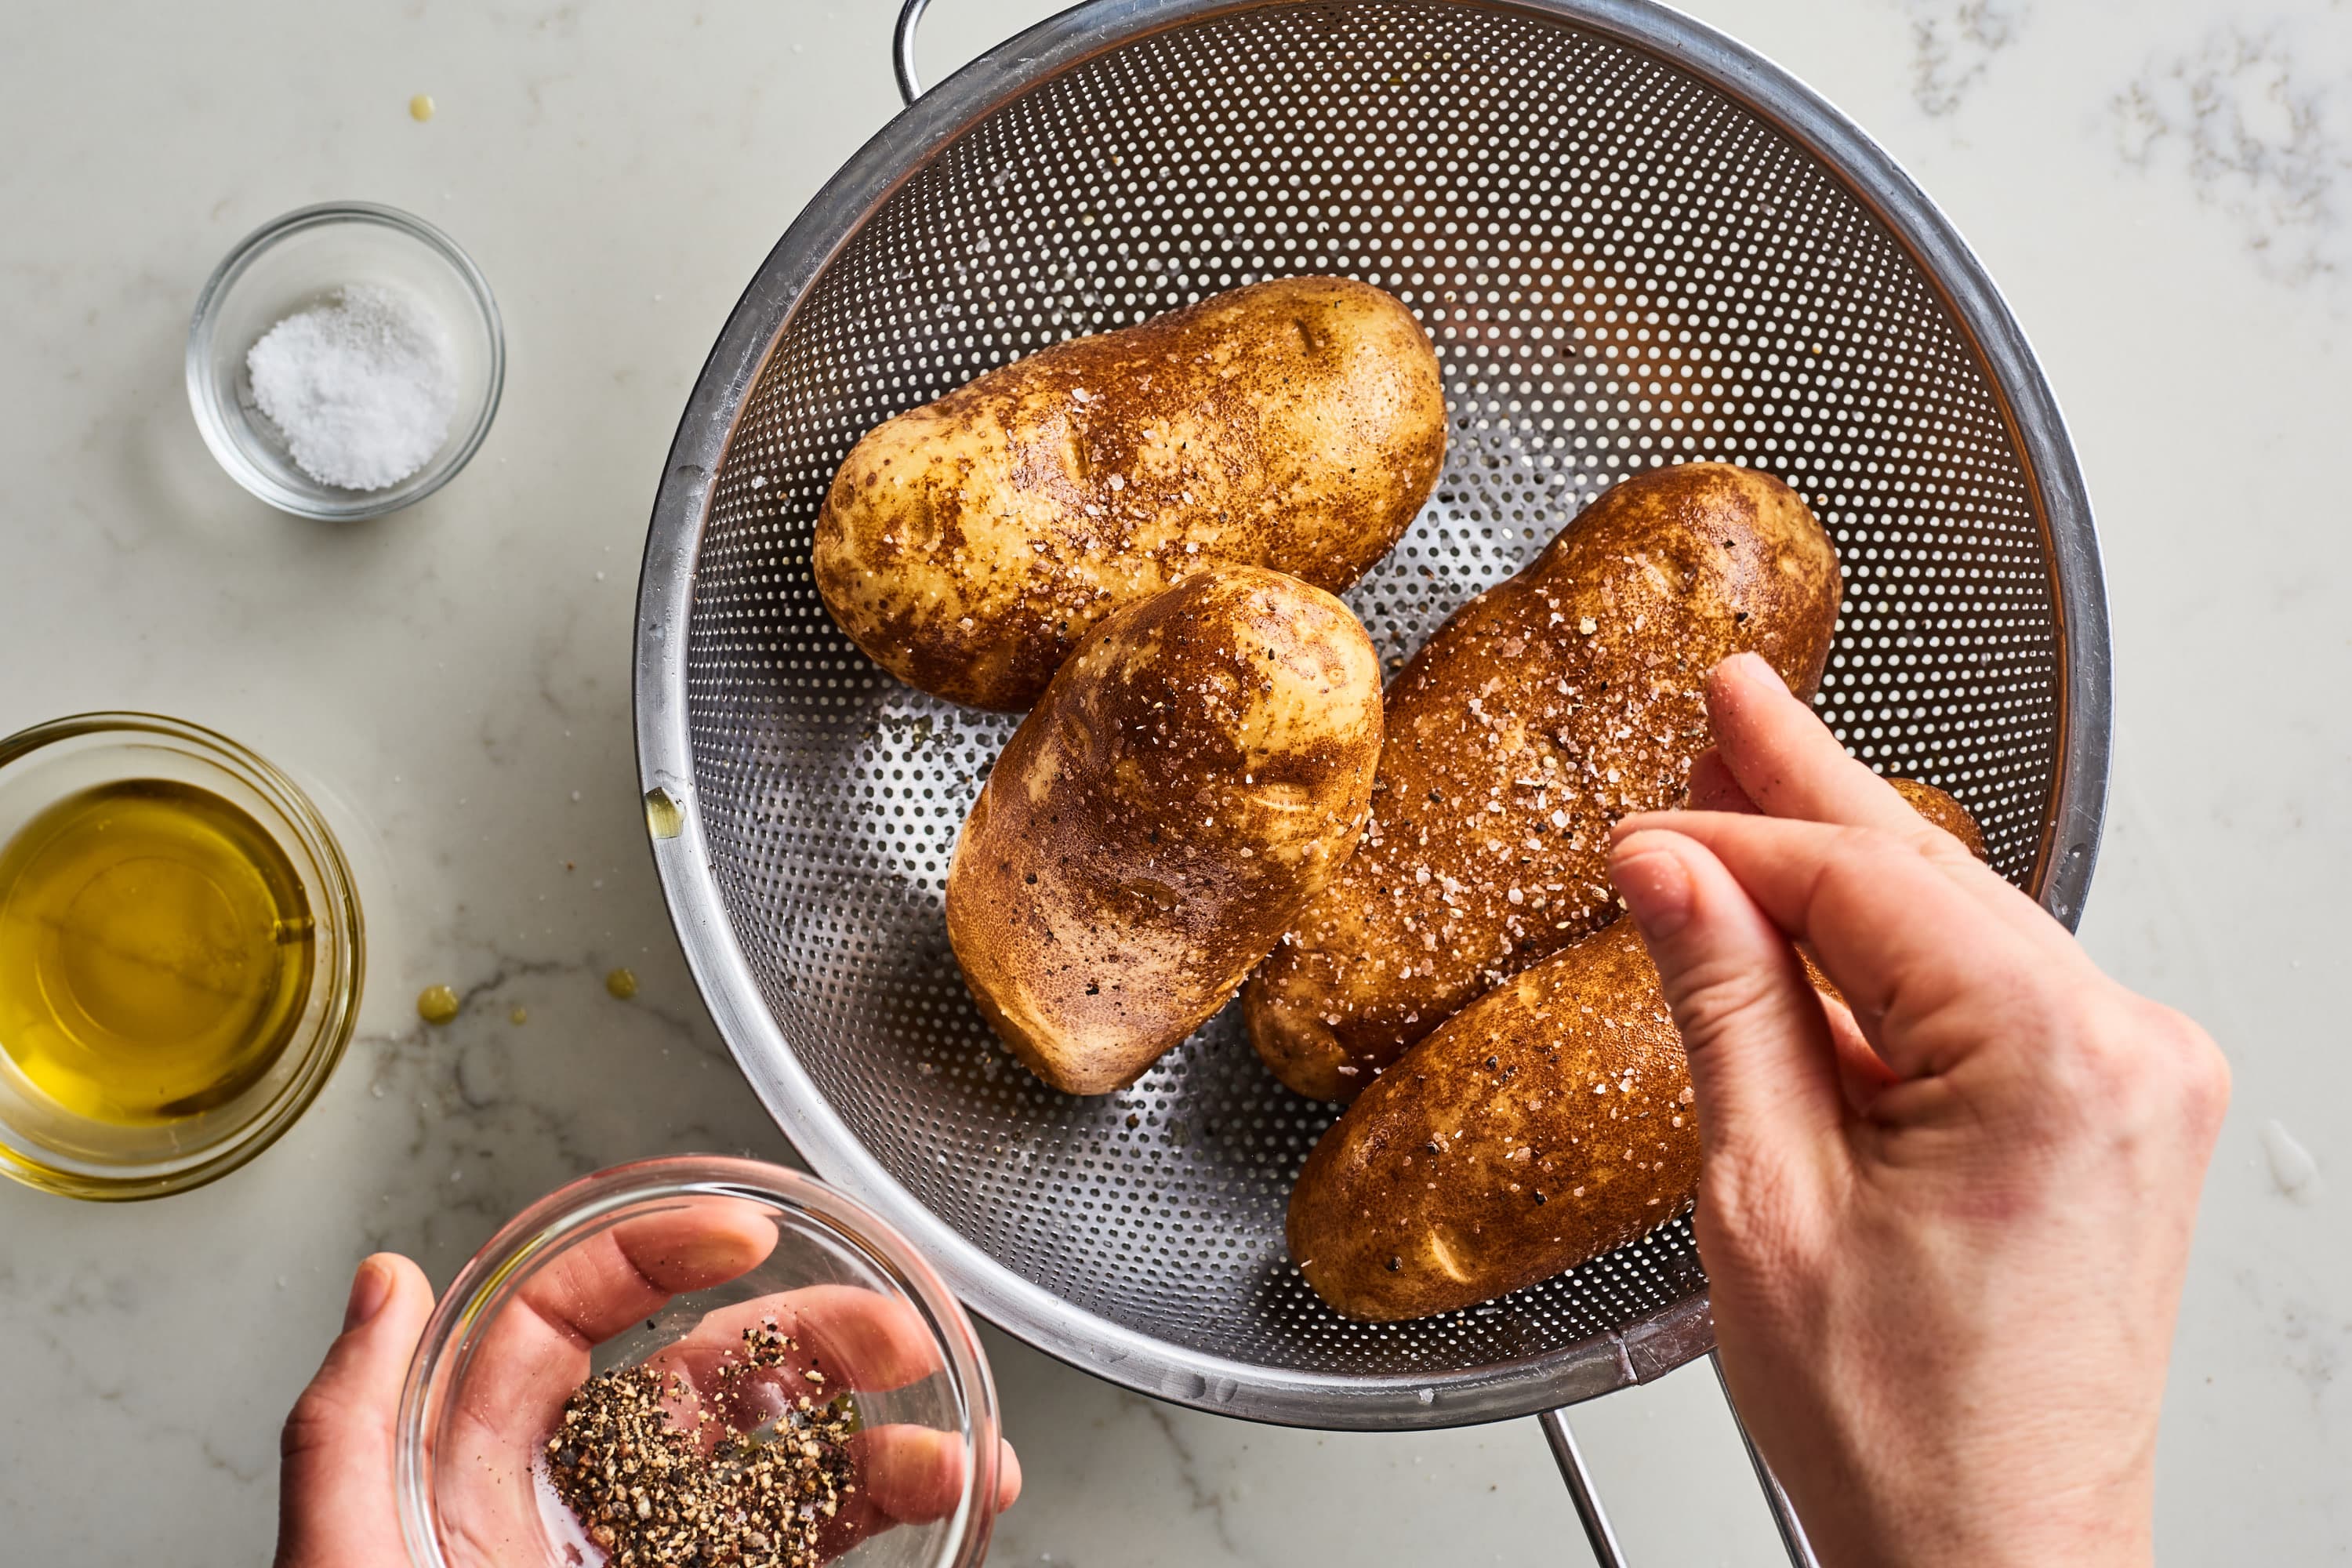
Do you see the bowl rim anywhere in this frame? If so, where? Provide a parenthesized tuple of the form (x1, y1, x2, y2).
(394, 1155, 1001, 1568)
(0, 710, 365, 1200)
(632, 0, 2111, 1431)
(184, 199, 506, 521)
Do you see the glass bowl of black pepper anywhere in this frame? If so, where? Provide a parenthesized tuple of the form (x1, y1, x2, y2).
(397, 1156, 1007, 1568)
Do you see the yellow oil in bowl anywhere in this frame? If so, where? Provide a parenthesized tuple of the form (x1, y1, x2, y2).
(0, 779, 316, 1124)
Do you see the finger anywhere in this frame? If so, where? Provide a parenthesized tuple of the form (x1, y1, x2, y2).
(861, 1429, 1022, 1518)
(1619, 812, 2089, 1076)
(524, 1197, 779, 1345)
(1817, 987, 1900, 1116)
(1621, 784, 2077, 962)
(1685, 749, 1761, 815)
(787, 1285, 949, 1392)
(996, 1439, 1023, 1511)
(1788, 949, 1905, 1116)
(1704, 653, 1944, 838)
(654, 1288, 949, 1446)
(653, 1285, 949, 1403)
(274, 1254, 435, 1568)
(862, 1424, 967, 1522)
(817, 1429, 1021, 1561)
(458, 1200, 781, 1457)
(1610, 829, 1845, 1162)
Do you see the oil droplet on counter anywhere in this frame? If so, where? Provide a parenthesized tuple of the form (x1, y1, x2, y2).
(2261, 1120, 2321, 1202)
(604, 968, 638, 1000)
(508, 1006, 528, 1026)
(417, 985, 459, 1025)
(643, 788, 684, 840)
(409, 94, 435, 122)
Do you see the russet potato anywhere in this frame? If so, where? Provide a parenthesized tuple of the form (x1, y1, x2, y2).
(947, 566, 1383, 1094)
(816, 277, 1446, 710)
(1247, 463, 1842, 1101)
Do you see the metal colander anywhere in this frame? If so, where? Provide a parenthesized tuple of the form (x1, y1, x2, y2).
(636, 0, 2106, 1555)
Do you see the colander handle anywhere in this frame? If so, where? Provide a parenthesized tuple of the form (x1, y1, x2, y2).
(1538, 1406, 1628, 1566)
(893, 0, 935, 104)
(1538, 1352, 1821, 1568)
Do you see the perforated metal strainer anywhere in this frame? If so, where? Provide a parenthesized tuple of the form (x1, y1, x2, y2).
(634, 2, 2108, 1560)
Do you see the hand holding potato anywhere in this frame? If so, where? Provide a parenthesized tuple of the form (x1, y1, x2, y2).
(1610, 653, 2229, 1568)
(1287, 768, 1981, 1323)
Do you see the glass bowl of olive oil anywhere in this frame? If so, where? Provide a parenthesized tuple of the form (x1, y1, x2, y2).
(0, 714, 362, 1199)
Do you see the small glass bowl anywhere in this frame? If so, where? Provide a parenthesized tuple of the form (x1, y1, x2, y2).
(187, 201, 503, 520)
(398, 1158, 1000, 1568)
(0, 713, 364, 1200)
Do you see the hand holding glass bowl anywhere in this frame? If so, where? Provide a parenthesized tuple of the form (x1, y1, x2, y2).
(271, 1159, 1017, 1568)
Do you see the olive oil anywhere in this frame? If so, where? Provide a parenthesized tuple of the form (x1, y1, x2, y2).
(0, 779, 314, 1123)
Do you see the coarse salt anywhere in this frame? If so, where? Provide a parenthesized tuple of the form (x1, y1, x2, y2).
(246, 282, 458, 491)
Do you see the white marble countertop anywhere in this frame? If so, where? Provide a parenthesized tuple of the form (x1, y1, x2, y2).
(2, 0, 2345, 1562)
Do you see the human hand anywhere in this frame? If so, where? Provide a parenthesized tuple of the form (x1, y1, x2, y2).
(276, 1204, 1020, 1568)
(1607, 652, 2228, 1568)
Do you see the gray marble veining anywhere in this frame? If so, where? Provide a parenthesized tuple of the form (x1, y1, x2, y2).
(1900, 0, 2028, 117)
(2113, 19, 2350, 280)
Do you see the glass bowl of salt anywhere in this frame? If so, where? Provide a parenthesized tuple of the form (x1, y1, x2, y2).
(187, 201, 503, 520)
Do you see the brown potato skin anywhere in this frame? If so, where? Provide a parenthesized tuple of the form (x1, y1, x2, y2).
(946, 566, 1383, 1094)
(1290, 918, 1691, 1322)
(1887, 775, 1987, 859)
(815, 277, 1447, 710)
(1247, 463, 1842, 1102)
(1289, 779, 1984, 1322)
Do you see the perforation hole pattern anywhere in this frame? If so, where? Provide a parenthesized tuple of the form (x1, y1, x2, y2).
(682, 3, 2060, 1381)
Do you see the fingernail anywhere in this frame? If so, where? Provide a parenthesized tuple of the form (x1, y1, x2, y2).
(1612, 837, 1695, 939)
(344, 1257, 392, 1330)
(672, 1229, 766, 1278)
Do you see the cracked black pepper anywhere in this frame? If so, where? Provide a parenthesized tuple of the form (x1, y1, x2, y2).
(545, 1321, 857, 1568)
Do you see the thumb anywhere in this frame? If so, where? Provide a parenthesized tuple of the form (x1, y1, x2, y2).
(275, 1253, 435, 1568)
(1610, 829, 1843, 1163)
